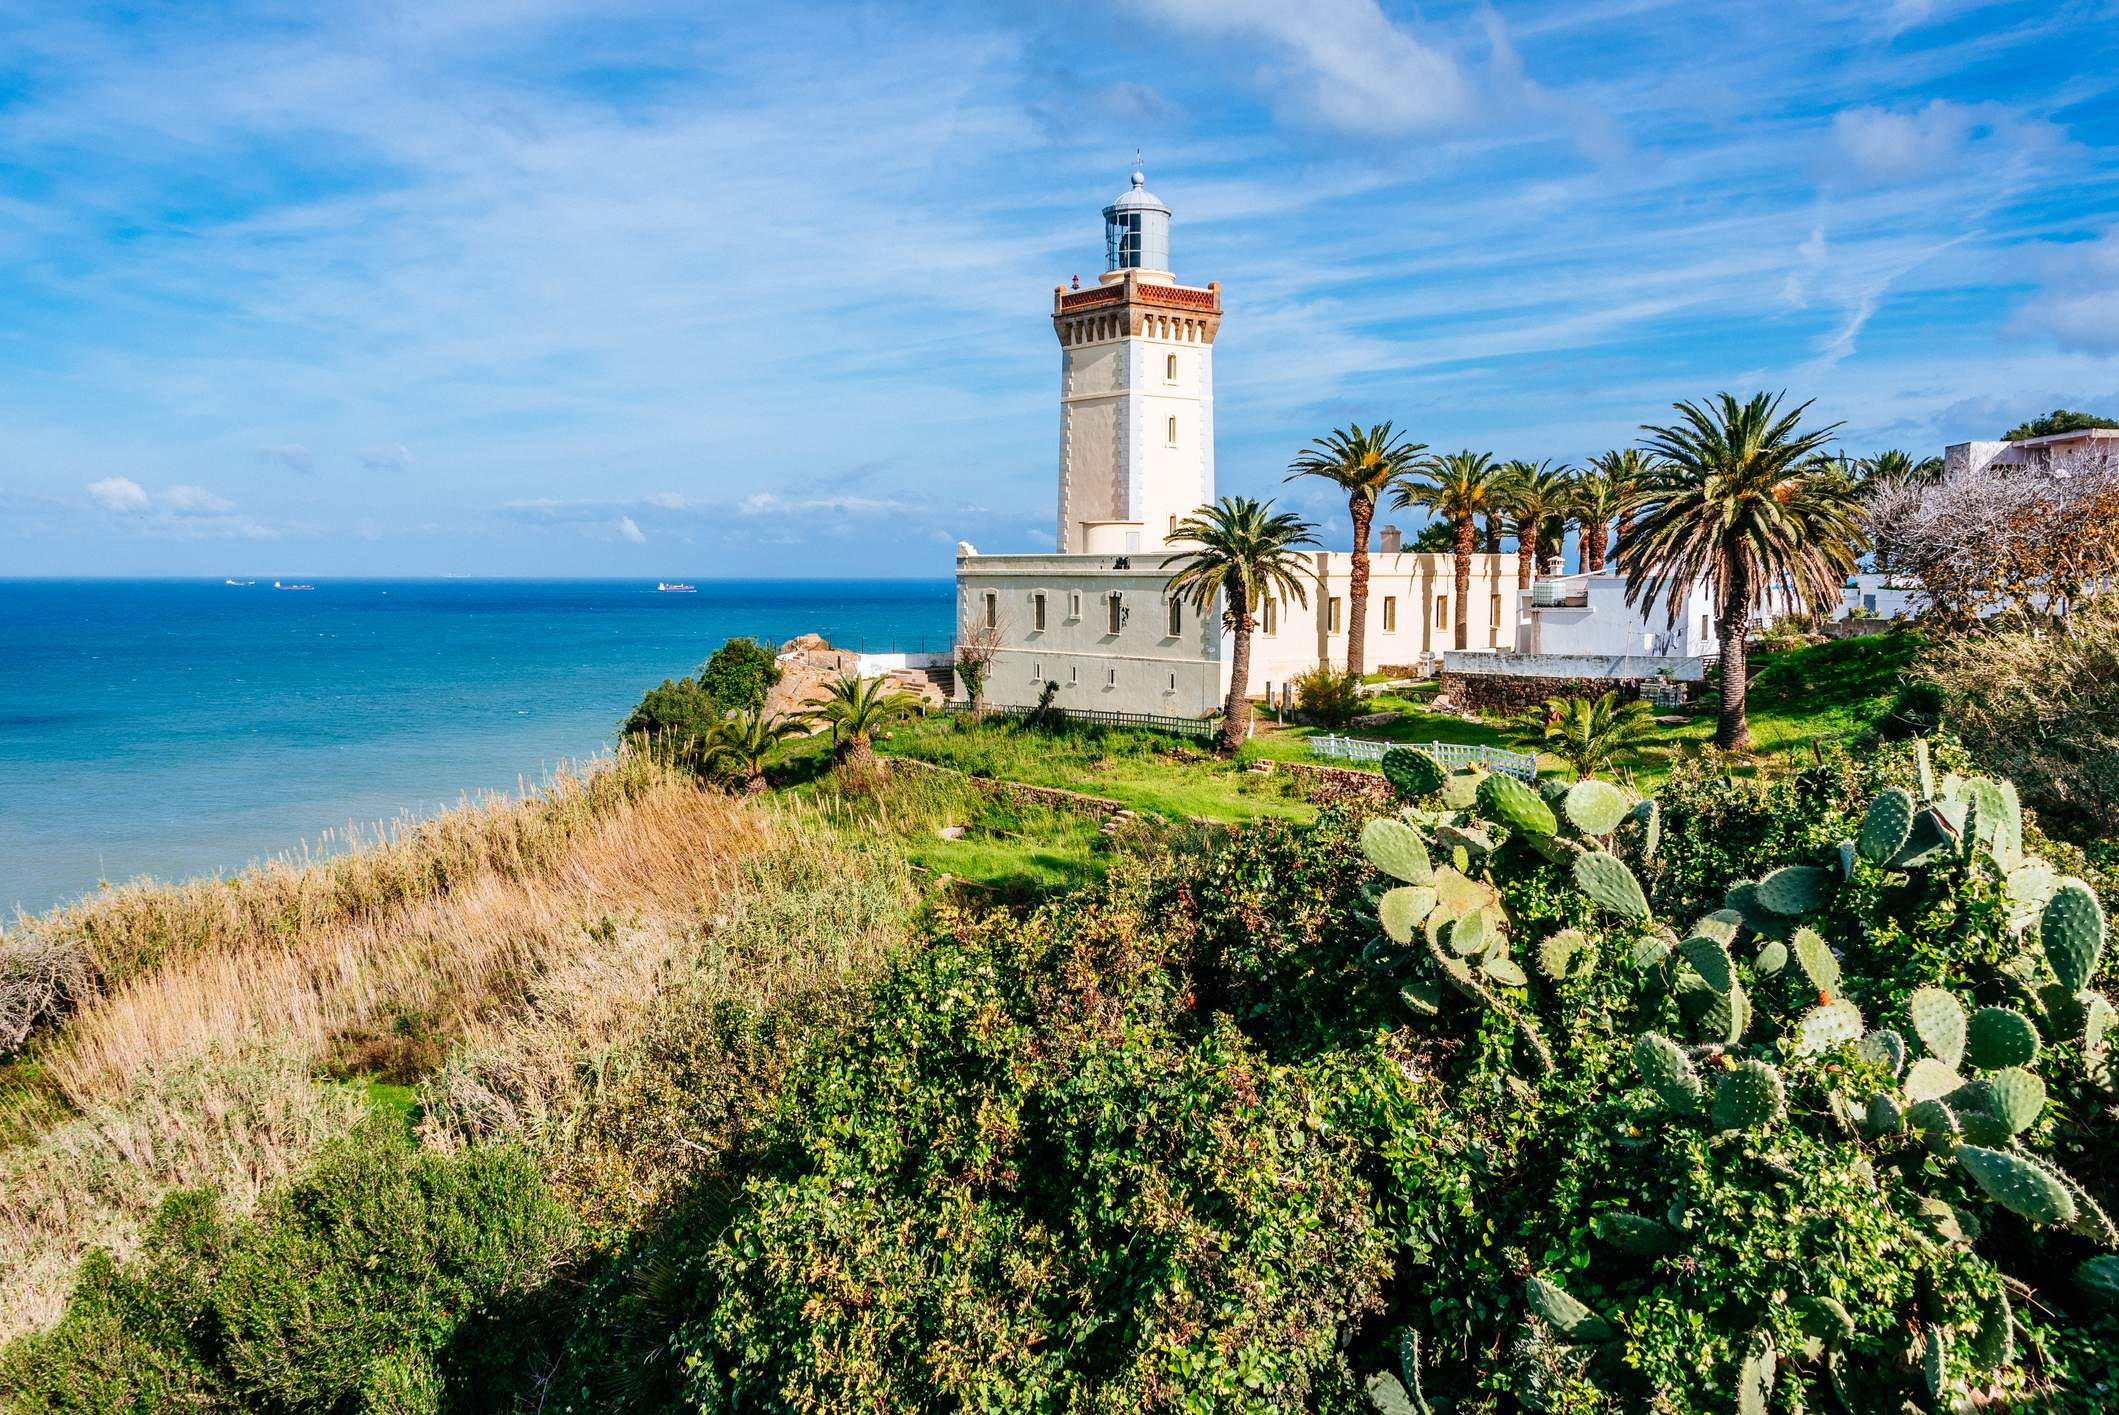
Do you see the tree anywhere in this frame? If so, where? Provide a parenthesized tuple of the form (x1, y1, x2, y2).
(1407, 519, 1457, 553)
(1162, 497, 1320, 754)
(954, 616, 1005, 712)
(1284, 422, 1427, 676)
(1582, 448, 1659, 566)
(1499, 460, 1574, 590)
(2004, 408, 2118, 440)
(619, 675, 721, 772)
(1512, 691, 1660, 779)
(1392, 450, 1504, 651)
(1855, 448, 1943, 489)
(804, 675, 919, 766)
(708, 709, 805, 793)
(1621, 392, 1862, 752)
(696, 637, 782, 714)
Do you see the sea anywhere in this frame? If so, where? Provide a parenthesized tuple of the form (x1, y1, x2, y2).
(0, 579, 954, 917)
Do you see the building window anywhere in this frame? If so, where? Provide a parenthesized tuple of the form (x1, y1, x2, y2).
(1329, 596, 1342, 633)
(1167, 599, 1182, 636)
(1434, 597, 1449, 629)
(1167, 672, 1177, 692)
(1107, 594, 1123, 634)
(1491, 593, 1502, 626)
(1125, 530, 1140, 551)
(1165, 352, 1178, 382)
(1383, 596, 1397, 632)
(983, 591, 997, 629)
(1700, 614, 1711, 642)
(1262, 598, 1277, 636)
(1032, 662, 1041, 679)
(1106, 667, 1117, 688)
(1068, 591, 1082, 620)
(1168, 514, 1177, 535)
(1166, 416, 1178, 446)
(1069, 666, 1078, 685)
(1032, 592, 1046, 631)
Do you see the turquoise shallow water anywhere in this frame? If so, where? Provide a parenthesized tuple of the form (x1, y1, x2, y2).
(0, 579, 953, 915)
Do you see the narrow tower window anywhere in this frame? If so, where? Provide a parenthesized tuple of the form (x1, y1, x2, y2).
(1165, 353, 1178, 382)
(1167, 599, 1182, 636)
(1383, 596, 1397, 632)
(1166, 416, 1178, 446)
(1262, 599, 1277, 636)
(1033, 592, 1046, 631)
(1329, 597, 1342, 633)
(1107, 594, 1123, 635)
(983, 592, 997, 629)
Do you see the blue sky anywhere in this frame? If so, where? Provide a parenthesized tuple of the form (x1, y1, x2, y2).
(3, 0, 2116, 577)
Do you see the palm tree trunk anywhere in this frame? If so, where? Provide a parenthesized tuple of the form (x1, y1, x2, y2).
(1516, 528, 1534, 591)
(1219, 593, 1254, 755)
(841, 734, 875, 768)
(1484, 515, 1502, 555)
(1585, 520, 1608, 574)
(1346, 494, 1373, 677)
(1453, 518, 1474, 651)
(1714, 564, 1754, 752)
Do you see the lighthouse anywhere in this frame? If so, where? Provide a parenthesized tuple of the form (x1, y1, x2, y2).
(1051, 167, 1220, 554)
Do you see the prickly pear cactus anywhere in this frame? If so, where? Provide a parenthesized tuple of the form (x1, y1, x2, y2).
(1634, 1032, 1701, 1114)
(1955, 1145, 2076, 1226)
(1910, 986, 1968, 1068)
(1755, 863, 1834, 916)
(1573, 850, 1648, 919)
(1964, 1006, 2039, 1070)
(1710, 1058, 1787, 1131)
(2042, 880, 2106, 994)
(1859, 786, 1915, 864)
(1381, 746, 1444, 802)
(1477, 773, 1557, 838)
(1563, 778, 1629, 837)
(1362, 818, 1434, 885)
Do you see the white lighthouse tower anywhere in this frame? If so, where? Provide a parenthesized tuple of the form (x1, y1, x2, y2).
(1051, 166, 1220, 554)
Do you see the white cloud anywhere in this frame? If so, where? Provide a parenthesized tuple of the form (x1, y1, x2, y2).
(1826, 100, 2055, 185)
(86, 476, 149, 512)
(641, 491, 697, 510)
(358, 444, 413, 473)
(258, 444, 315, 475)
(1140, 0, 1470, 137)
(2012, 229, 2119, 355)
(163, 484, 236, 515)
(617, 515, 646, 544)
(737, 492, 914, 515)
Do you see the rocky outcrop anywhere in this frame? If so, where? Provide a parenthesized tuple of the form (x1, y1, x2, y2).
(763, 634, 857, 723)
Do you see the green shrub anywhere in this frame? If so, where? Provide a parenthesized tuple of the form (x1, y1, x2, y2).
(696, 637, 782, 715)
(671, 875, 1396, 1412)
(0, 1123, 573, 1412)
(1294, 663, 1364, 728)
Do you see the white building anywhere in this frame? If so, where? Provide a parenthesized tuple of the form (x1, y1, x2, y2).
(954, 169, 1515, 718)
(1944, 426, 2119, 479)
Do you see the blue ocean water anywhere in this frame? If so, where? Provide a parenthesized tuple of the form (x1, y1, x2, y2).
(0, 579, 953, 916)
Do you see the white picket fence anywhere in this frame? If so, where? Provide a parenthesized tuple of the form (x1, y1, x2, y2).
(1307, 734, 1537, 781)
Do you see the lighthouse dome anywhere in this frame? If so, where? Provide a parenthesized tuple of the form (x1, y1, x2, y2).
(1102, 167, 1171, 274)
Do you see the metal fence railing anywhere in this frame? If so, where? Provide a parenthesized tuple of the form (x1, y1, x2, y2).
(1307, 734, 1537, 781)
(940, 700, 1221, 741)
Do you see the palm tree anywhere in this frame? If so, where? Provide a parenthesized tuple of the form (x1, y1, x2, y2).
(1500, 460, 1575, 590)
(1392, 450, 1504, 651)
(1285, 422, 1427, 677)
(1621, 392, 1864, 752)
(708, 708, 805, 793)
(1162, 496, 1320, 754)
(1577, 450, 1654, 571)
(804, 674, 919, 766)
(1856, 448, 1944, 489)
(1513, 691, 1660, 779)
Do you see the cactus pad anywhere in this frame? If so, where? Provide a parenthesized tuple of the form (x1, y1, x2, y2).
(1904, 1056, 1961, 1103)
(1985, 1066, 2046, 1134)
(2005, 862, 2058, 929)
(1537, 928, 1595, 981)
(1710, 1058, 1787, 1131)
(1752, 939, 1788, 978)
(1909, 986, 1967, 1067)
(1440, 766, 1487, 811)
(1399, 980, 1442, 1018)
(1863, 1092, 1903, 1136)
(1361, 818, 1434, 884)
(1792, 1295, 1856, 1344)
(1691, 910, 1743, 945)
(2042, 879, 2106, 993)
(1795, 999, 1866, 1057)
(1483, 954, 1528, 988)
(1633, 1032, 1701, 1114)
(1853, 1028, 1906, 1077)
(1574, 851, 1648, 919)
(1789, 927, 1840, 997)
(1379, 886, 1437, 944)
(1563, 778, 1629, 837)
(2077, 1255, 2119, 1307)
(1915, 737, 1934, 799)
(1906, 1097, 1960, 1152)
(1756, 864, 1835, 916)
(1478, 773, 1558, 837)
(1449, 907, 1490, 957)
(1524, 1276, 1615, 1343)
(1888, 809, 1954, 869)
(1737, 1334, 1775, 1415)
(1434, 823, 1496, 858)
(1859, 787, 1915, 864)
(1380, 746, 1445, 801)
(1677, 934, 1735, 993)
(1956, 1145, 2077, 1226)
(1631, 797, 1661, 862)
(1698, 980, 1751, 1044)
(1592, 1212, 1674, 1255)
(1964, 1006, 2040, 1070)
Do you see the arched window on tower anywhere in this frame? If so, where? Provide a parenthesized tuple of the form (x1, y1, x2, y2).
(1165, 353, 1178, 382)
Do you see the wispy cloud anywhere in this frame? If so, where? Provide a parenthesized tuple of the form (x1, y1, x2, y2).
(86, 477, 149, 513)
(616, 515, 646, 544)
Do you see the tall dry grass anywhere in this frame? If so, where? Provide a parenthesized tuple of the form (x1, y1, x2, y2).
(40, 769, 773, 1110)
(0, 763, 793, 1341)
(0, 753, 662, 1053)
(0, 1043, 362, 1341)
